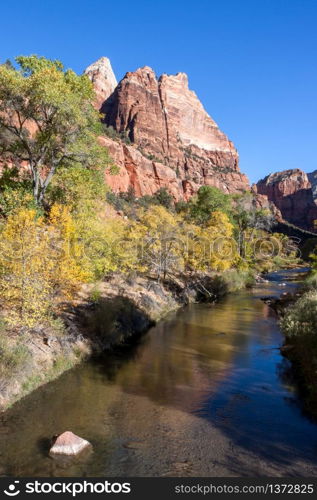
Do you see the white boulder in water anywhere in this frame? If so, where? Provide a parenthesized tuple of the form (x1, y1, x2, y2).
(49, 431, 91, 456)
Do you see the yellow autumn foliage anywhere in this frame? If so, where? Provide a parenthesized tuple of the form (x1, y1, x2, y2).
(202, 211, 238, 271)
(0, 206, 92, 326)
(48, 204, 92, 298)
(127, 205, 183, 278)
(0, 209, 53, 326)
(124, 206, 237, 278)
(0, 197, 246, 327)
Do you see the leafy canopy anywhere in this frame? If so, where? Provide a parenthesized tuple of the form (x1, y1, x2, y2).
(0, 206, 91, 326)
(0, 55, 110, 205)
(189, 186, 231, 225)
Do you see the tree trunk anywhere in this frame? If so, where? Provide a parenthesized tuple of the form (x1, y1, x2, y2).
(239, 231, 246, 259)
(33, 168, 41, 205)
(31, 163, 56, 206)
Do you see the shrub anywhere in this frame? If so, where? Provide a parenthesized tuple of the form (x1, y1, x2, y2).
(280, 291, 317, 339)
(301, 238, 317, 262)
(0, 336, 29, 381)
(194, 275, 228, 302)
(175, 200, 189, 214)
(106, 187, 174, 214)
(103, 124, 132, 145)
(304, 272, 317, 291)
(0, 166, 40, 217)
(222, 269, 255, 291)
(153, 188, 173, 209)
(106, 191, 126, 212)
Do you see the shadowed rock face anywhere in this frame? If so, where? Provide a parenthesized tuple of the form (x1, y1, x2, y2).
(308, 170, 317, 200)
(88, 59, 250, 199)
(256, 169, 317, 230)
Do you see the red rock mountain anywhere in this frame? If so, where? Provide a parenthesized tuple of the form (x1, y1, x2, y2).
(86, 58, 250, 200)
(256, 169, 317, 230)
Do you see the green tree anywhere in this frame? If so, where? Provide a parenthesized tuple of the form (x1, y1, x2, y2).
(0, 55, 110, 206)
(231, 193, 274, 258)
(47, 165, 107, 215)
(154, 187, 173, 209)
(190, 186, 230, 225)
(0, 166, 39, 217)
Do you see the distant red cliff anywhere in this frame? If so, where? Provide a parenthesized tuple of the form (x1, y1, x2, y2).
(256, 169, 317, 230)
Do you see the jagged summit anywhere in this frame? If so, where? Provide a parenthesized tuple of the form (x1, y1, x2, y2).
(102, 64, 239, 157)
(84, 57, 117, 107)
(159, 71, 188, 84)
(85, 57, 250, 200)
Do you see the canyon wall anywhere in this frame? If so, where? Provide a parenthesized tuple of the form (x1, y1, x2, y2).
(256, 169, 317, 230)
(86, 58, 250, 200)
(308, 170, 317, 201)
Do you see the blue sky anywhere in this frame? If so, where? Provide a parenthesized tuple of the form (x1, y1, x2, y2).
(1, 0, 316, 183)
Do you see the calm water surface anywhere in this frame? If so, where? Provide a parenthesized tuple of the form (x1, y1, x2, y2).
(1, 269, 317, 477)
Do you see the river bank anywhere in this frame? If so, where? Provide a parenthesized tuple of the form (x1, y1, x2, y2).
(1, 268, 316, 477)
(264, 268, 317, 419)
(0, 269, 253, 412)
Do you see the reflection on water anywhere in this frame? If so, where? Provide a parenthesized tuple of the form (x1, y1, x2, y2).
(0, 269, 317, 477)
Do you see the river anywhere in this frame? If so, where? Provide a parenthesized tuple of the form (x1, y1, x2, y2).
(1, 268, 317, 477)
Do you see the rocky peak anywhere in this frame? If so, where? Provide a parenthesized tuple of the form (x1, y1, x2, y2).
(128, 66, 157, 81)
(256, 168, 317, 230)
(99, 63, 249, 197)
(260, 169, 310, 188)
(159, 71, 189, 87)
(84, 57, 117, 108)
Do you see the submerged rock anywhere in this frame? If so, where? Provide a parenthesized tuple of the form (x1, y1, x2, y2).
(49, 431, 92, 457)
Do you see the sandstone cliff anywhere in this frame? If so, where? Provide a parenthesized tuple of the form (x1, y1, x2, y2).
(256, 169, 317, 230)
(85, 57, 117, 109)
(86, 58, 250, 199)
(308, 170, 317, 201)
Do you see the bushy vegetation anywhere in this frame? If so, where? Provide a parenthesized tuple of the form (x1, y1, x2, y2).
(279, 264, 317, 415)
(0, 321, 29, 384)
(280, 284, 317, 415)
(0, 175, 295, 328)
(107, 186, 174, 213)
(222, 269, 256, 291)
(282, 262, 317, 340)
(304, 272, 317, 291)
(103, 124, 132, 145)
(0, 166, 39, 217)
(0, 55, 301, 397)
(281, 291, 317, 338)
